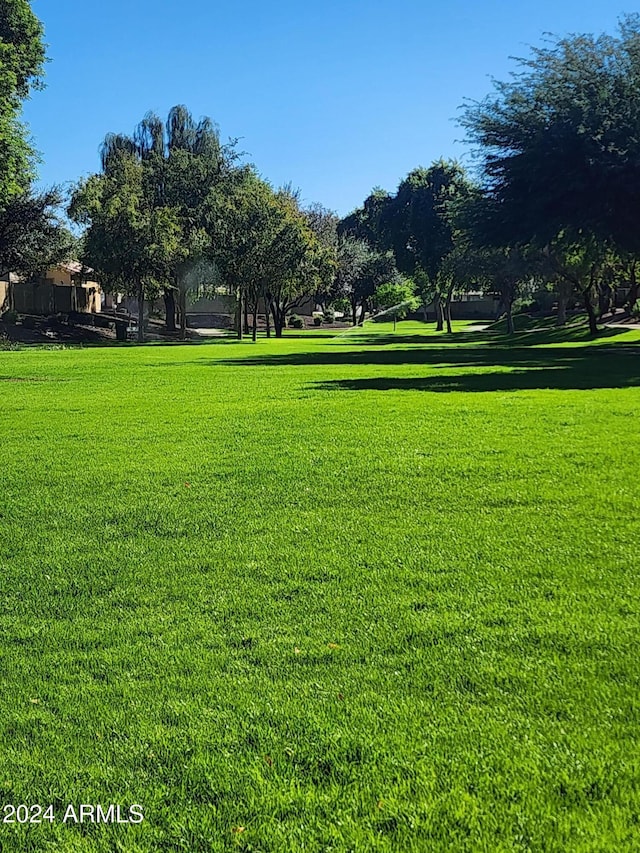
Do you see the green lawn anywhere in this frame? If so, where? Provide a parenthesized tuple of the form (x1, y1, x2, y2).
(0, 322, 639, 851)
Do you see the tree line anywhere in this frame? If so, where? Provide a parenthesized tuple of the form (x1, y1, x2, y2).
(2, 2, 640, 340)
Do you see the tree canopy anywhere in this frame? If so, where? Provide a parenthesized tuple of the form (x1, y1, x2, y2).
(460, 14, 640, 256)
(0, 0, 46, 200)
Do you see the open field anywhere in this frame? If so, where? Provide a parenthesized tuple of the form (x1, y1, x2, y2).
(0, 321, 639, 851)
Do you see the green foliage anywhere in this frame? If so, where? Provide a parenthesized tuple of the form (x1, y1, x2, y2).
(460, 14, 640, 256)
(213, 172, 329, 337)
(0, 188, 73, 277)
(288, 313, 304, 328)
(372, 277, 419, 319)
(631, 299, 640, 319)
(331, 235, 399, 324)
(0, 330, 19, 349)
(71, 105, 240, 339)
(0, 0, 46, 201)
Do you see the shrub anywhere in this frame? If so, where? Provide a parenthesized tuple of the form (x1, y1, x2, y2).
(0, 332, 18, 350)
(313, 316, 322, 326)
(22, 315, 36, 329)
(288, 314, 304, 329)
(631, 299, 640, 320)
(323, 312, 335, 324)
(1, 309, 18, 324)
(514, 298, 541, 315)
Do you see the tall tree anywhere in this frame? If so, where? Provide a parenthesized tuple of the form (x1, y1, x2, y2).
(70, 152, 169, 343)
(71, 107, 240, 341)
(332, 235, 398, 326)
(460, 15, 640, 333)
(0, 0, 46, 201)
(343, 162, 472, 329)
(97, 106, 239, 337)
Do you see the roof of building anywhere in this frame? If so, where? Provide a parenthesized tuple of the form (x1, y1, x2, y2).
(56, 260, 94, 275)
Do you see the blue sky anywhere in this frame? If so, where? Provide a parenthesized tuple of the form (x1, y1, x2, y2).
(24, 0, 629, 216)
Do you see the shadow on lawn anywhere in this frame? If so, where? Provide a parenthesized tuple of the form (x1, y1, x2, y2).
(308, 347, 640, 393)
(310, 365, 639, 394)
(146, 327, 640, 392)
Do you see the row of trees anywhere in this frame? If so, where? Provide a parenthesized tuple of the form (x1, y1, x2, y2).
(3, 4, 640, 340)
(337, 15, 640, 337)
(68, 106, 342, 341)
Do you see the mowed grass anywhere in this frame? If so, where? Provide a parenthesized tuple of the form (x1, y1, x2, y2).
(0, 321, 639, 852)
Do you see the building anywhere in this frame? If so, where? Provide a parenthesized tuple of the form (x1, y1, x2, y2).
(3, 262, 102, 316)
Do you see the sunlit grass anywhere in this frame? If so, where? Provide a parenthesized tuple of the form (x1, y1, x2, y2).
(0, 322, 638, 851)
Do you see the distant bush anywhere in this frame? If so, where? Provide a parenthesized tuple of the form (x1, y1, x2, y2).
(0, 332, 18, 350)
(1, 309, 18, 324)
(22, 315, 36, 329)
(323, 312, 334, 324)
(514, 298, 541, 315)
(288, 314, 304, 328)
(313, 316, 322, 326)
(631, 299, 640, 320)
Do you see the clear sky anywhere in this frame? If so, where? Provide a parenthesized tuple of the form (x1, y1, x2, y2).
(24, 0, 629, 217)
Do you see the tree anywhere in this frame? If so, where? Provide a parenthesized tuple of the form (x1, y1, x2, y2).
(339, 188, 392, 251)
(70, 152, 167, 343)
(98, 106, 239, 337)
(210, 175, 332, 340)
(304, 203, 338, 310)
(71, 106, 241, 343)
(343, 162, 473, 329)
(371, 277, 418, 329)
(333, 237, 398, 326)
(460, 15, 640, 333)
(331, 235, 373, 325)
(0, 0, 46, 202)
(444, 189, 540, 334)
(266, 189, 332, 338)
(212, 168, 279, 341)
(0, 189, 73, 283)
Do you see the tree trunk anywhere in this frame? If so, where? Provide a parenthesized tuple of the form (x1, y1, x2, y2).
(556, 293, 567, 326)
(351, 300, 358, 326)
(252, 302, 258, 342)
(506, 299, 515, 335)
(236, 288, 243, 340)
(271, 302, 284, 338)
(434, 294, 444, 331)
(584, 288, 598, 336)
(163, 287, 176, 332)
(444, 285, 454, 334)
(265, 303, 271, 338)
(626, 263, 638, 310)
(179, 288, 187, 340)
(243, 300, 250, 336)
(422, 301, 429, 323)
(137, 281, 145, 344)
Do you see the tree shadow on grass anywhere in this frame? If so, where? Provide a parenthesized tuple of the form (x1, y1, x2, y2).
(309, 352, 640, 393)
